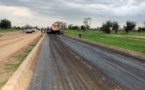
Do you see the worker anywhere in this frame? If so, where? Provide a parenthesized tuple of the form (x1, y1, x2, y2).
(41, 28, 43, 33)
(78, 31, 82, 38)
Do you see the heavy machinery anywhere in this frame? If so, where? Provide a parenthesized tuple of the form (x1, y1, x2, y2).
(47, 23, 63, 34)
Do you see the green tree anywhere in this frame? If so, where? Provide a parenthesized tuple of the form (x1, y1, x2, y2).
(71, 26, 80, 30)
(106, 21, 113, 27)
(101, 21, 112, 34)
(138, 27, 145, 32)
(0, 19, 11, 29)
(124, 21, 136, 33)
(68, 24, 73, 30)
(112, 21, 119, 33)
(80, 25, 86, 31)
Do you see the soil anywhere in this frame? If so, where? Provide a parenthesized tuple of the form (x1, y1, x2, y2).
(0, 31, 42, 64)
(0, 31, 42, 89)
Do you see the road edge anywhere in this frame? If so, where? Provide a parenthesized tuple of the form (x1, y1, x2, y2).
(64, 34, 145, 59)
(2, 34, 45, 90)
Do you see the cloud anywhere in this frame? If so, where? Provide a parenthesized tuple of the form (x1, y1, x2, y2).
(0, 6, 32, 17)
(0, 0, 145, 27)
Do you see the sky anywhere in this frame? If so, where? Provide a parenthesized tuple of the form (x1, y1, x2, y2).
(0, 0, 145, 28)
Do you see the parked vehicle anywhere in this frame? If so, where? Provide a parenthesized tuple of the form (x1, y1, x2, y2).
(32, 29, 36, 32)
(25, 29, 33, 33)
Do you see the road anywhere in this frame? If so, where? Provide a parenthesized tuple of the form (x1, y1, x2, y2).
(28, 34, 145, 90)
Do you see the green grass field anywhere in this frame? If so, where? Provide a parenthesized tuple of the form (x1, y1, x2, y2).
(64, 30, 145, 53)
(0, 29, 18, 33)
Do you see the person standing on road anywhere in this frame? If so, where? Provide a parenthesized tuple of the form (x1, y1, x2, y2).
(78, 31, 82, 38)
(41, 28, 43, 33)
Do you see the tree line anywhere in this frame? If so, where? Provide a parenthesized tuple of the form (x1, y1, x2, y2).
(68, 17, 145, 34)
(100, 20, 142, 34)
(1, 18, 145, 34)
(0, 19, 39, 30)
(101, 20, 136, 33)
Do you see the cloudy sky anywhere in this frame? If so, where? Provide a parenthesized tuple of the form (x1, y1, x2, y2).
(0, 0, 145, 28)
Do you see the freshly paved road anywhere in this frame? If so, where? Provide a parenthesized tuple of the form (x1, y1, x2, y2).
(28, 34, 145, 90)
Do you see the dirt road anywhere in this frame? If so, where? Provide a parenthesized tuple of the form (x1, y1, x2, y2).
(28, 34, 145, 90)
(0, 32, 42, 64)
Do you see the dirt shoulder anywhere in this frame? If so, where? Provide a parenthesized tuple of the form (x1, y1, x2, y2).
(0, 31, 23, 38)
(0, 31, 42, 63)
(0, 31, 42, 89)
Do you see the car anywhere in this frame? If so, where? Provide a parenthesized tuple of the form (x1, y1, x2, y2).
(25, 29, 33, 33)
(32, 29, 36, 32)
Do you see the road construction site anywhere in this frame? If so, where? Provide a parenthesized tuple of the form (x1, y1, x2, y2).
(0, 31, 145, 90)
(27, 34, 145, 90)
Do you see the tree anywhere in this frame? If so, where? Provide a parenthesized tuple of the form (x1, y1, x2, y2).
(138, 27, 145, 32)
(54, 21, 67, 30)
(59, 22, 67, 30)
(13, 26, 21, 29)
(101, 23, 110, 34)
(112, 21, 119, 33)
(24, 24, 32, 29)
(80, 25, 86, 31)
(34, 26, 38, 29)
(83, 17, 91, 31)
(106, 21, 113, 27)
(13, 26, 17, 29)
(101, 21, 112, 34)
(71, 26, 80, 30)
(124, 21, 136, 33)
(97, 27, 101, 30)
(0, 19, 11, 29)
(68, 24, 73, 30)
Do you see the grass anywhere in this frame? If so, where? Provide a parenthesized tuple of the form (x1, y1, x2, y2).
(64, 30, 145, 53)
(0, 29, 18, 33)
(0, 80, 7, 89)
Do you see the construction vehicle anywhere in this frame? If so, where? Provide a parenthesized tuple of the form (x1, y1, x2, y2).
(47, 23, 63, 34)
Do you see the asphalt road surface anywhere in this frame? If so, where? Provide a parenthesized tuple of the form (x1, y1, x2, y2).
(28, 34, 145, 90)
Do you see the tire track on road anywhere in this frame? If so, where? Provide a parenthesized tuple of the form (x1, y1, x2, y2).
(28, 35, 124, 90)
(59, 35, 145, 90)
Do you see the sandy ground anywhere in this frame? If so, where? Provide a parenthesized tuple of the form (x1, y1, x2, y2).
(0, 31, 41, 64)
(0, 31, 42, 89)
(0, 31, 23, 38)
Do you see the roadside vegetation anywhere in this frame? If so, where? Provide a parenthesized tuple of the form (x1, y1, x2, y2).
(64, 17, 145, 53)
(0, 29, 18, 33)
(0, 18, 39, 33)
(0, 39, 39, 89)
(0, 19, 15, 33)
(64, 30, 145, 53)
